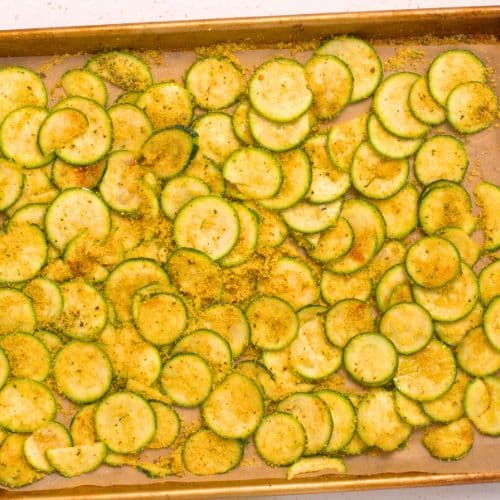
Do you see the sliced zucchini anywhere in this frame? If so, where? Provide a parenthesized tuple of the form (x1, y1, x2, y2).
(287, 456, 346, 479)
(387, 283, 414, 308)
(408, 76, 446, 126)
(0, 379, 56, 432)
(457, 326, 500, 377)
(316, 37, 382, 102)
(327, 113, 368, 172)
(0, 106, 53, 167)
(255, 412, 306, 466)
(108, 103, 153, 153)
(325, 298, 376, 348)
(427, 49, 486, 107)
(193, 112, 240, 164)
(320, 268, 371, 305)
(278, 393, 332, 456)
(344, 333, 398, 386)
(249, 58, 312, 123)
(257, 257, 318, 310)
(86, 51, 152, 91)
(394, 391, 430, 427)
(125, 378, 173, 406)
(0, 222, 47, 283)
(232, 100, 254, 145)
(484, 296, 500, 351)
(437, 227, 480, 267)
(351, 141, 409, 199)
(479, 260, 500, 305)
(435, 303, 484, 346)
(395, 339, 457, 401)
(0, 348, 9, 390)
(0, 332, 50, 381)
(373, 72, 428, 139)
(234, 360, 275, 399)
(0, 288, 36, 335)
(422, 370, 469, 423)
(183, 429, 242, 475)
(0, 159, 24, 211)
(357, 390, 412, 451)
(9, 203, 47, 228)
(475, 181, 500, 252)
(52, 96, 112, 165)
(95, 391, 155, 454)
(342, 433, 368, 456)
(380, 302, 433, 354)
(47, 442, 106, 478)
(304, 54, 352, 119)
(160, 175, 210, 220)
(52, 158, 105, 190)
(184, 155, 225, 195)
(422, 418, 474, 460)
(148, 402, 180, 449)
(282, 199, 341, 234)
(367, 114, 422, 159)
(34, 330, 62, 356)
(202, 373, 263, 439)
(167, 248, 222, 304)
(413, 263, 478, 322)
(0, 66, 47, 124)
(61, 68, 107, 106)
(24, 421, 72, 473)
(54, 341, 112, 403)
(464, 376, 500, 436)
(308, 217, 353, 263)
(116, 90, 141, 104)
(186, 56, 243, 110)
(174, 195, 239, 260)
(70, 404, 97, 445)
(160, 353, 212, 407)
(252, 203, 288, 248)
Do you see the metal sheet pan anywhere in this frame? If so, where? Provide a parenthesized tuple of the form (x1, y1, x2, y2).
(0, 7, 499, 498)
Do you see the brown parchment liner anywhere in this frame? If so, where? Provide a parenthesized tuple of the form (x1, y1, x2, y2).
(0, 35, 498, 494)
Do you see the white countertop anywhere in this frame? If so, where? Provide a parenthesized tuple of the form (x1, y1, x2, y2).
(2, 1, 498, 499)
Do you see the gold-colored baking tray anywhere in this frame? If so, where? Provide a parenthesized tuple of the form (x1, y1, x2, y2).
(0, 7, 499, 498)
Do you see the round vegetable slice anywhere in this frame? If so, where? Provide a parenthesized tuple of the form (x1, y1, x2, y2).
(0, 159, 23, 211)
(484, 296, 500, 351)
(282, 199, 342, 233)
(437, 227, 480, 267)
(408, 76, 446, 125)
(148, 402, 180, 449)
(0, 348, 9, 390)
(395, 391, 431, 427)
(320, 268, 371, 305)
(46, 442, 106, 478)
(61, 68, 108, 106)
(465, 376, 500, 436)
(108, 103, 153, 153)
(160, 176, 210, 220)
(457, 326, 500, 377)
(0, 288, 36, 335)
(422, 418, 474, 460)
(479, 260, 500, 305)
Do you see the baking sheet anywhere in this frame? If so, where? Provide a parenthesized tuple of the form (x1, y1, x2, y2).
(0, 36, 499, 494)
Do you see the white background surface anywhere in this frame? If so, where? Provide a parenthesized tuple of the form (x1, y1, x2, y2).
(2, 1, 498, 499)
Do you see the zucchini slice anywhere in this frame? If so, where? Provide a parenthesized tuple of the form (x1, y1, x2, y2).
(465, 376, 500, 436)
(395, 339, 457, 402)
(0, 379, 56, 432)
(437, 227, 480, 267)
(255, 412, 306, 466)
(357, 390, 412, 451)
(369, 241, 407, 282)
(52, 158, 105, 190)
(304, 54, 352, 119)
(287, 456, 346, 480)
(278, 393, 332, 456)
(0, 106, 53, 167)
(249, 58, 312, 123)
(184, 155, 225, 195)
(394, 391, 430, 427)
(95, 392, 156, 454)
(387, 283, 414, 308)
(0, 222, 47, 283)
(0, 288, 36, 335)
(316, 390, 357, 453)
(54, 341, 112, 403)
(316, 37, 382, 102)
(24, 421, 72, 473)
(52, 96, 112, 165)
(0, 332, 50, 381)
(422, 418, 474, 460)
(367, 114, 422, 159)
(484, 296, 500, 351)
(9, 203, 47, 228)
(249, 108, 312, 152)
(232, 100, 254, 145)
(282, 199, 342, 233)
(0, 66, 47, 123)
(408, 76, 446, 126)
(202, 373, 263, 439)
(327, 113, 368, 172)
(253, 203, 288, 248)
(415, 135, 468, 185)
(183, 429, 242, 475)
(61, 68, 108, 106)
(413, 263, 478, 322)
(351, 141, 409, 199)
(160, 353, 212, 407)
(380, 302, 433, 354)
(427, 49, 486, 106)
(223, 146, 282, 200)
(435, 303, 484, 346)
(34, 330, 63, 357)
(47, 443, 106, 478)
(160, 176, 210, 220)
(116, 90, 141, 104)
(257, 257, 318, 310)
(108, 103, 153, 153)
(343, 433, 368, 456)
(308, 217, 354, 263)
(422, 370, 469, 423)
(344, 333, 398, 386)
(148, 402, 180, 449)
(185, 56, 243, 110)
(0, 159, 23, 211)
(70, 404, 97, 445)
(320, 268, 371, 305)
(86, 51, 152, 91)
(475, 181, 500, 252)
(373, 72, 428, 139)
(457, 326, 500, 377)
(0, 348, 9, 390)
(174, 195, 240, 260)
(479, 260, 500, 305)
(325, 298, 376, 348)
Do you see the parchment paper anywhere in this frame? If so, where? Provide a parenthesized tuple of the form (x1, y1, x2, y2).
(0, 35, 498, 492)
